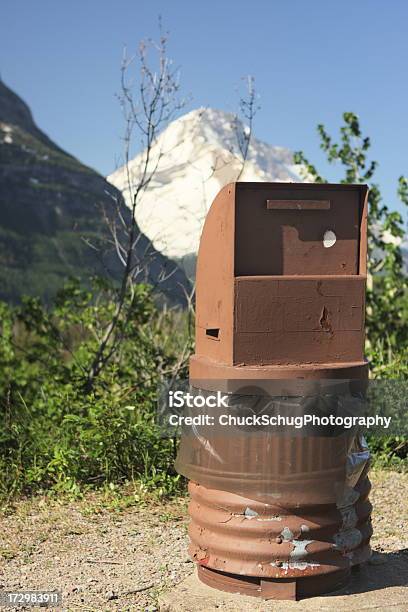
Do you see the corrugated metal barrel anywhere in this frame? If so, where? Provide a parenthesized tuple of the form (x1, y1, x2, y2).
(176, 182, 372, 600)
(189, 475, 372, 598)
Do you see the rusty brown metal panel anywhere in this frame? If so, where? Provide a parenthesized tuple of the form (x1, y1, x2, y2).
(189, 355, 369, 380)
(358, 185, 369, 275)
(234, 276, 366, 366)
(234, 183, 365, 277)
(195, 183, 235, 365)
(177, 430, 362, 505)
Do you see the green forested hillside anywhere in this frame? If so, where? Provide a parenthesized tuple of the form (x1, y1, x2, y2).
(0, 80, 190, 305)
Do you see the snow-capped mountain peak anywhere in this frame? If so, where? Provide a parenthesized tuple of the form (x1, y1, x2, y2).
(108, 107, 302, 259)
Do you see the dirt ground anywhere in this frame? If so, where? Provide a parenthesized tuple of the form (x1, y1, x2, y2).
(0, 470, 407, 611)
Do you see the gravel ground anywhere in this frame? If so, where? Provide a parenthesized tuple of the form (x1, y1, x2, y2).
(0, 469, 406, 611)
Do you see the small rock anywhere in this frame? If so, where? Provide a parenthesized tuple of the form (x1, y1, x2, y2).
(105, 590, 118, 601)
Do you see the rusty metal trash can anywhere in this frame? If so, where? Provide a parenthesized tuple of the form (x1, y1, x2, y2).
(175, 182, 372, 600)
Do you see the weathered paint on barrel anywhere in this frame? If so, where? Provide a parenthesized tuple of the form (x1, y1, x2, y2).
(188, 476, 372, 598)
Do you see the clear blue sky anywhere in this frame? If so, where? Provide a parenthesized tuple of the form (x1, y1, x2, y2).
(1, 0, 407, 220)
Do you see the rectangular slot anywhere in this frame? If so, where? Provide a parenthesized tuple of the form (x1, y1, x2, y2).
(206, 328, 220, 340)
(266, 199, 331, 210)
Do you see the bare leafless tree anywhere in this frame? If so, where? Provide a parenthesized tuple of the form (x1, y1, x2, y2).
(84, 21, 192, 390)
(113, 18, 186, 282)
(233, 75, 260, 180)
(202, 75, 260, 183)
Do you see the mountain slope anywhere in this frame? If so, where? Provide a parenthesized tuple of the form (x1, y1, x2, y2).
(108, 108, 302, 260)
(0, 80, 190, 305)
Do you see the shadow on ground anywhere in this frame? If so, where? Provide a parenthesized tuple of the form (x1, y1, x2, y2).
(159, 551, 408, 611)
(333, 550, 408, 595)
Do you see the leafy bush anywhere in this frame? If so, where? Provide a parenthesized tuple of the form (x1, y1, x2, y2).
(0, 279, 187, 501)
(294, 112, 408, 467)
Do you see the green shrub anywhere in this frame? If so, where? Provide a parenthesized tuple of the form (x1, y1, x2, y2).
(0, 279, 185, 501)
(295, 112, 408, 468)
